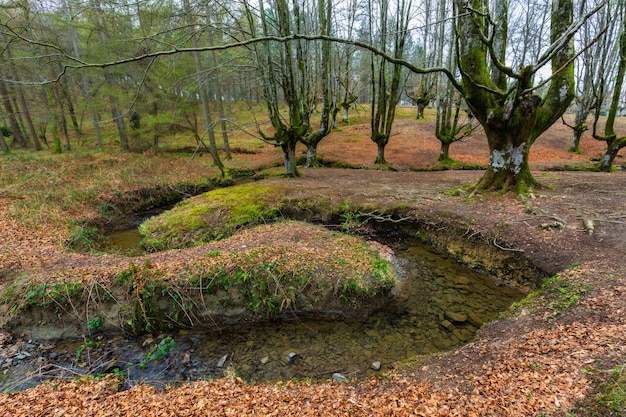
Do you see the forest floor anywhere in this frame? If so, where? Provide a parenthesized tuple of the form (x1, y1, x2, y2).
(0, 108, 625, 415)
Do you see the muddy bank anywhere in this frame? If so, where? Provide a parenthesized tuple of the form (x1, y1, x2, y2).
(0, 222, 398, 341)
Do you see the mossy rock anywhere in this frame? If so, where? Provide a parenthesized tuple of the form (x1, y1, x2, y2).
(139, 183, 286, 251)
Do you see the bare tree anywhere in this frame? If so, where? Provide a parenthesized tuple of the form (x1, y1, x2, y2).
(592, 1, 626, 171)
(369, 0, 412, 165)
(562, 0, 615, 154)
(453, 0, 600, 192)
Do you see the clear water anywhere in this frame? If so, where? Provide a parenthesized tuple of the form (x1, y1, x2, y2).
(1, 236, 524, 391)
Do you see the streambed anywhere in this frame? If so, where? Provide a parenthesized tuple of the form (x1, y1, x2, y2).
(1, 236, 524, 392)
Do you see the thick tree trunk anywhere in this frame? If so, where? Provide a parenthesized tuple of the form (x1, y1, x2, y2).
(476, 130, 539, 192)
(599, 142, 623, 172)
(282, 139, 300, 177)
(417, 103, 426, 119)
(438, 141, 451, 162)
(375, 142, 386, 165)
(569, 128, 584, 153)
(342, 106, 350, 123)
(306, 144, 319, 167)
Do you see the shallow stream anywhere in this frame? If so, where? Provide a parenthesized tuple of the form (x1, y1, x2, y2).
(1, 235, 524, 392)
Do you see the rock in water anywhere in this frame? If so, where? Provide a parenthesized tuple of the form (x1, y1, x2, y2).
(283, 352, 297, 364)
(444, 310, 467, 323)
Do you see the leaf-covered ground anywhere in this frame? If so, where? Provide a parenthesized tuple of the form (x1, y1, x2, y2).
(0, 112, 625, 415)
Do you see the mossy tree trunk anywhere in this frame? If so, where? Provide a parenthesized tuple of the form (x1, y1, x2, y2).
(301, 0, 333, 168)
(456, 0, 576, 192)
(247, 0, 335, 175)
(369, 0, 410, 166)
(592, 6, 626, 172)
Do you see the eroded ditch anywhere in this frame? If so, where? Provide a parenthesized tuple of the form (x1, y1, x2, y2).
(1, 231, 527, 392)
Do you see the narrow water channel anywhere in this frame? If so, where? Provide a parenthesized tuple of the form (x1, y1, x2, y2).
(1, 235, 524, 392)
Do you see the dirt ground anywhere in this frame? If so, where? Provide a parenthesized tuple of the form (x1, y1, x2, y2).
(0, 111, 625, 415)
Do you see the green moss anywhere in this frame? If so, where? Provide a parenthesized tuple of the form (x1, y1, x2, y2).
(139, 183, 285, 251)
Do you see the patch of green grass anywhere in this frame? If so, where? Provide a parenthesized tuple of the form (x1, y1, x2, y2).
(507, 271, 590, 319)
(597, 365, 626, 414)
(573, 364, 626, 416)
(543, 275, 591, 319)
(139, 183, 284, 251)
(65, 224, 100, 252)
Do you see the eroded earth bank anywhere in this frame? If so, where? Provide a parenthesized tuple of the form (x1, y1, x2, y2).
(1, 168, 625, 416)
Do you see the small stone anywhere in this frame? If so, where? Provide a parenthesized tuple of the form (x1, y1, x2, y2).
(444, 310, 467, 323)
(217, 354, 228, 368)
(440, 319, 456, 332)
(24, 344, 36, 350)
(371, 361, 381, 371)
(454, 276, 471, 285)
(49, 352, 58, 360)
(15, 354, 26, 360)
(332, 373, 348, 383)
(260, 356, 270, 365)
(245, 341, 254, 349)
(467, 311, 484, 328)
(283, 352, 297, 364)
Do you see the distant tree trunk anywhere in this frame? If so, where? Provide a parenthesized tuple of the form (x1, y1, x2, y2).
(184, 0, 225, 175)
(93, 0, 129, 151)
(566, 106, 588, 154)
(0, 77, 26, 148)
(0, 128, 8, 153)
(2, 42, 42, 151)
(45, 86, 63, 154)
(62, 0, 102, 149)
(207, 23, 231, 159)
(300, 0, 333, 167)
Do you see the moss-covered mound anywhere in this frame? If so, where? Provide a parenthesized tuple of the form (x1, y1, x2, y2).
(139, 183, 287, 251)
(0, 222, 398, 340)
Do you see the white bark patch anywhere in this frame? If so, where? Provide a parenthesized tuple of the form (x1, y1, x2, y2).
(490, 149, 507, 171)
(510, 143, 526, 174)
(559, 84, 569, 101)
(489, 143, 526, 174)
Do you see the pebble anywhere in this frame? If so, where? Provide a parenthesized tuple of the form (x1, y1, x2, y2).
(260, 356, 270, 365)
(217, 354, 228, 368)
(371, 361, 381, 370)
(283, 352, 297, 364)
(332, 373, 348, 383)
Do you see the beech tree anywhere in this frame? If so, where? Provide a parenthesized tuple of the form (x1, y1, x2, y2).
(453, 0, 589, 192)
(592, 1, 626, 171)
(563, 0, 615, 154)
(244, 0, 335, 175)
(369, 0, 412, 165)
